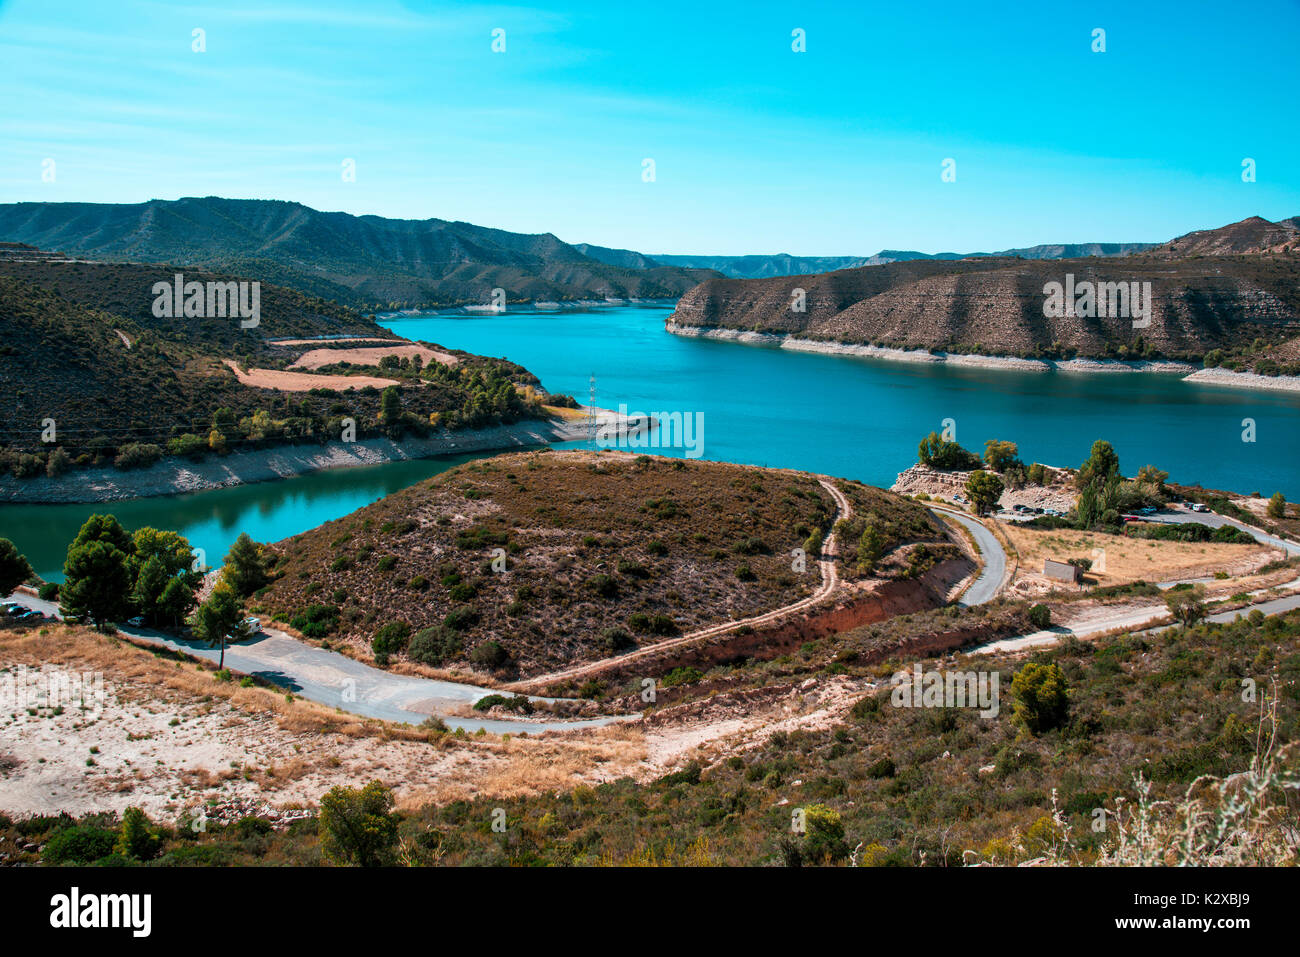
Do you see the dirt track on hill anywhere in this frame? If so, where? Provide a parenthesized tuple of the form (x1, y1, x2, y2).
(506, 477, 853, 693)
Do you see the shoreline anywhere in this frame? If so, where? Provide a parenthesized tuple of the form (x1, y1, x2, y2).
(0, 416, 605, 505)
(664, 322, 1300, 393)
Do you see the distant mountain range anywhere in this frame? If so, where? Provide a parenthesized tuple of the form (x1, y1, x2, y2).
(650, 243, 1163, 279)
(0, 197, 717, 311)
(3, 198, 1297, 317)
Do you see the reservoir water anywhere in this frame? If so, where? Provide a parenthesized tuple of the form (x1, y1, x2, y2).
(3, 302, 1298, 581)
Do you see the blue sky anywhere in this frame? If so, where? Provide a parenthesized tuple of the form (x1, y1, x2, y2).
(1, 0, 1297, 255)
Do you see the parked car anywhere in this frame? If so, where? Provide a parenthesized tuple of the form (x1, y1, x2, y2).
(1192, 503, 1210, 513)
(17, 610, 45, 621)
(242, 616, 261, 633)
(125, 616, 144, 627)
(5, 604, 29, 617)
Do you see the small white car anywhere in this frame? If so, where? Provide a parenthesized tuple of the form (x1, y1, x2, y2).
(126, 616, 144, 627)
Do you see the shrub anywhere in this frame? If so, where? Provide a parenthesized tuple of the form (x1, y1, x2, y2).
(661, 666, 703, 688)
(588, 573, 618, 598)
(409, 625, 462, 666)
(1027, 604, 1052, 629)
(1011, 661, 1070, 734)
(114, 443, 164, 470)
(371, 621, 411, 665)
(38, 581, 59, 601)
(290, 604, 340, 638)
(469, 640, 509, 670)
(115, 806, 161, 861)
(319, 781, 398, 867)
(44, 825, 117, 865)
(602, 627, 635, 653)
(472, 693, 533, 714)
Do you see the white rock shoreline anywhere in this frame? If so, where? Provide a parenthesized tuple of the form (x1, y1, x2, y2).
(665, 321, 1300, 393)
(0, 416, 599, 505)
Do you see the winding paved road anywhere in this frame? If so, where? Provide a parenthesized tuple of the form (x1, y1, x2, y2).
(3, 593, 629, 734)
(928, 505, 1006, 606)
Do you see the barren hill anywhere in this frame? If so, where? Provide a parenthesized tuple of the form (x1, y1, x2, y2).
(668, 244, 1300, 362)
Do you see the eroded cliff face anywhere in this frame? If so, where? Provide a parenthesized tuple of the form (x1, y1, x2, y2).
(667, 254, 1300, 359)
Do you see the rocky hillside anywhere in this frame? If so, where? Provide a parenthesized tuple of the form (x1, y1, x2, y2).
(0, 197, 718, 310)
(668, 238, 1300, 362)
(255, 450, 950, 680)
(1154, 215, 1300, 257)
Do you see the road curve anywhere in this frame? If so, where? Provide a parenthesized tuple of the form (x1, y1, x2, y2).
(3, 592, 631, 734)
(507, 477, 854, 693)
(928, 505, 1006, 606)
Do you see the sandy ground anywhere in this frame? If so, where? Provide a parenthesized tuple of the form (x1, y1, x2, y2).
(1002, 523, 1279, 588)
(289, 344, 458, 370)
(0, 624, 648, 819)
(1184, 367, 1300, 393)
(222, 360, 400, 392)
(0, 621, 882, 819)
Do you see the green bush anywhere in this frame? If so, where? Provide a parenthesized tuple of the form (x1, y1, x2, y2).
(409, 624, 462, 666)
(371, 621, 411, 665)
(1027, 604, 1052, 629)
(44, 825, 117, 865)
(1011, 661, 1070, 734)
(469, 640, 509, 670)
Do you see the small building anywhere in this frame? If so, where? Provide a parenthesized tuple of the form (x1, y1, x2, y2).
(1043, 559, 1082, 584)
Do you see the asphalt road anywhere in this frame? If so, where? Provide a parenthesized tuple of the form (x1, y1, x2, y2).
(3, 592, 630, 734)
(930, 506, 1006, 606)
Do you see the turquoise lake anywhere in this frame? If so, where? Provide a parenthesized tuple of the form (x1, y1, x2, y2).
(3, 302, 1298, 581)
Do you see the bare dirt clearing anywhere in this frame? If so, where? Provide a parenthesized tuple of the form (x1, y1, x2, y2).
(0, 624, 646, 818)
(1002, 523, 1278, 588)
(289, 344, 458, 370)
(221, 359, 400, 392)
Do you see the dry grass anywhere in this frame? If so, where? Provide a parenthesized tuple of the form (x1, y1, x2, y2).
(0, 620, 655, 818)
(1003, 523, 1275, 585)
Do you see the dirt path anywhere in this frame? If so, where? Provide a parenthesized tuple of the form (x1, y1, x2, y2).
(506, 477, 853, 693)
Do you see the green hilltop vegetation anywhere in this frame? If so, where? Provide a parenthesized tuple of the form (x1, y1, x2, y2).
(0, 262, 557, 477)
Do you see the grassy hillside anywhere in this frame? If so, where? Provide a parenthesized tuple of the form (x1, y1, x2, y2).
(0, 197, 718, 310)
(254, 451, 948, 679)
(0, 265, 552, 473)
